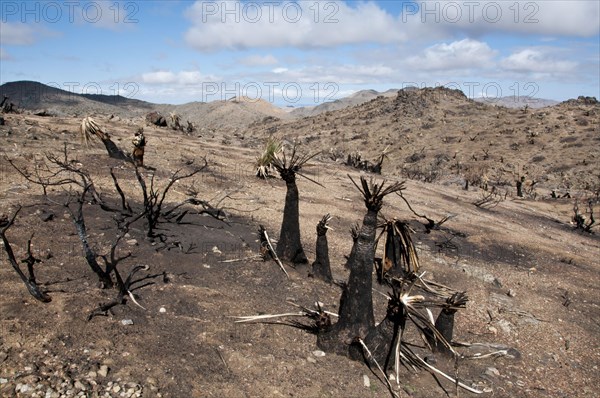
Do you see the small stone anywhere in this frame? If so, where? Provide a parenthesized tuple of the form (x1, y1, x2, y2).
(212, 246, 222, 254)
(488, 326, 497, 335)
(306, 357, 317, 364)
(0, 378, 8, 384)
(98, 365, 109, 378)
(145, 377, 157, 385)
(312, 350, 326, 357)
(88, 371, 97, 379)
(121, 319, 134, 326)
(507, 289, 517, 297)
(485, 367, 500, 377)
(74, 380, 86, 390)
(113, 385, 121, 393)
(159, 307, 166, 313)
(126, 239, 138, 246)
(363, 375, 370, 388)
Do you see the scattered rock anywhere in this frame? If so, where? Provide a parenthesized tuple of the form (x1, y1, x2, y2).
(159, 307, 167, 313)
(121, 319, 134, 326)
(39, 210, 54, 222)
(126, 239, 138, 246)
(98, 365, 109, 378)
(485, 367, 500, 377)
(312, 350, 326, 357)
(507, 289, 517, 297)
(363, 374, 370, 388)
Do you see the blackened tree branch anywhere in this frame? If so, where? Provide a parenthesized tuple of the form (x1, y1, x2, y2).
(0, 207, 51, 302)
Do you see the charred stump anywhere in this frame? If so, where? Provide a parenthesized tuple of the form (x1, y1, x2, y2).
(276, 168, 308, 264)
(311, 214, 332, 282)
(317, 177, 404, 357)
(271, 143, 321, 265)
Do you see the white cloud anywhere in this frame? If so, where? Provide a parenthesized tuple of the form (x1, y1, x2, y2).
(0, 22, 37, 45)
(239, 54, 278, 66)
(182, 1, 599, 52)
(417, 0, 600, 38)
(184, 1, 406, 51)
(140, 69, 219, 86)
(405, 39, 497, 71)
(500, 48, 578, 74)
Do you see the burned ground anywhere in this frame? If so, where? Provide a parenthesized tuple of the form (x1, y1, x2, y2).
(0, 93, 599, 398)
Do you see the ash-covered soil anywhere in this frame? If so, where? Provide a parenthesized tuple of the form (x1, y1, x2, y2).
(0, 95, 598, 398)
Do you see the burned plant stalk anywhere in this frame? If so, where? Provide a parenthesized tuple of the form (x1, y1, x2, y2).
(0, 207, 51, 302)
(317, 176, 405, 356)
(311, 214, 333, 283)
(271, 143, 321, 264)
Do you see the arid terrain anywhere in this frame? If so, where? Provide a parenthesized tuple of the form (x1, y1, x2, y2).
(0, 83, 599, 398)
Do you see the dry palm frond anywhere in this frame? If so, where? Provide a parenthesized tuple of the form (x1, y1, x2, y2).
(258, 225, 289, 278)
(316, 213, 333, 235)
(386, 279, 459, 357)
(380, 219, 419, 280)
(271, 141, 323, 186)
(348, 175, 405, 211)
(80, 116, 109, 146)
(233, 301, 337, 333)
(356, 338, 400, 398)
(255, 138, 282, 178)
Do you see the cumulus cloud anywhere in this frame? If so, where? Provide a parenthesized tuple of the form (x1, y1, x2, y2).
(405, 39, 497, 71)
(416, 0, 600, 38)
(500, 48, 578, 75)
(140, 70, 217, 85)
(184, 1, 407, 51)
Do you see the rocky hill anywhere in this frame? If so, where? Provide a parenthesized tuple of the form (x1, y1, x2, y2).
(247, 87, 600, 193)
(290, 88, 399, 117)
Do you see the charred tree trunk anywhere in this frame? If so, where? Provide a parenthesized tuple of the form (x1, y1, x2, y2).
(66, 186, 114, 288)
(101, 137, 130, 161)
(311, 214, 332, 282)
(317, 177, 404, 358)
(276, 171, 308, 264)
(317, 206, 378, 355)
(516, 176, 524, 197)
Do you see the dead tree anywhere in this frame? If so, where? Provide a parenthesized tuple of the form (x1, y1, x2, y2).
(80, 117, 130, 161)
(516, 176, 525, 197)
(572, 200, 596, 232)
(317, 176, 405, 356)
(271, 143, 321, 264)
(134, 159, 207, 238)
(7, 147, 139, 287)
(0, 207, 51, 302)
(311, 214, 332, 282)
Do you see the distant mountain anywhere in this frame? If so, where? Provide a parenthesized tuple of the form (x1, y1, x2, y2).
(0, 81, 156, 117)
(290, 89, 399, 117)
(0, 81, 292, 132)
(155, 96, 293, 133)
(474, 96, 559, 109)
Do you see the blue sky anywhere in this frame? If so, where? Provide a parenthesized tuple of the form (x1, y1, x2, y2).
(1, 0, 599, 106)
